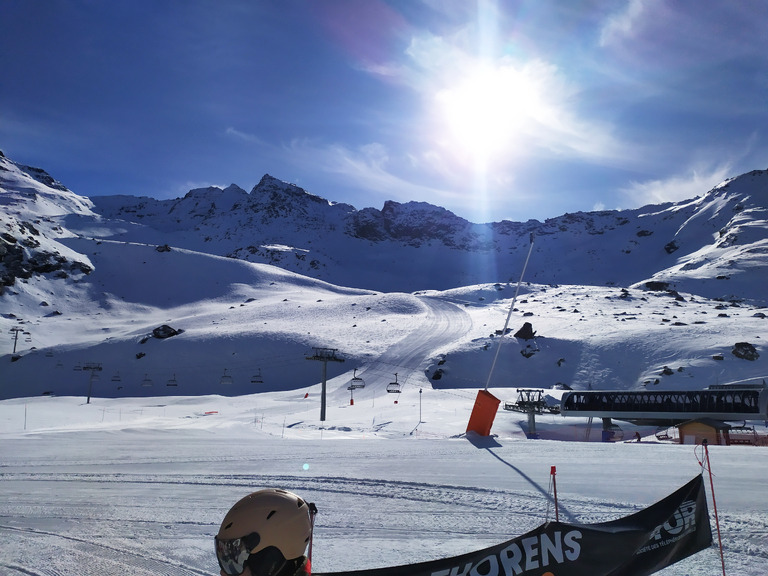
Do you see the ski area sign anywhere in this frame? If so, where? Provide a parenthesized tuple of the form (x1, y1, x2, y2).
(316, 475, 712, 576)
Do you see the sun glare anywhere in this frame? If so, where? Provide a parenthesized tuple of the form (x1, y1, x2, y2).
(436, 62, 548, 164)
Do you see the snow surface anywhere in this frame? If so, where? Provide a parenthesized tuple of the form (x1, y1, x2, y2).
(1, 394, 767, 575)
(2, 274, 767, 575)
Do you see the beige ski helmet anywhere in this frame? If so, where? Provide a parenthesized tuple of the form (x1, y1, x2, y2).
(217, 488, 313, 562)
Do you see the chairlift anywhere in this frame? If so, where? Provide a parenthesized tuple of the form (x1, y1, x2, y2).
(141, 374, 153, 387)
(387, 372, 401, 394)
(73, 363, 82, 371)
(349, 368, 365, 389)
(167, 374, 178, 387)
(45, 350, 53, 358)
(111, 371, 122, 383)
(251, 368, 263, 384)
(220, 369, 233, 385)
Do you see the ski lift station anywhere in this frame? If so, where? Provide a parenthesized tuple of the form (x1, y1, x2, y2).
(559, 381, 768, 424)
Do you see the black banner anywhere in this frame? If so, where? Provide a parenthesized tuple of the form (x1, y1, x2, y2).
(316, 475, 711, 576)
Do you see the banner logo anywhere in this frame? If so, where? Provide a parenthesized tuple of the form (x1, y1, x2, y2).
(432, 530, 582, 576)
(638, 500, 697, 554)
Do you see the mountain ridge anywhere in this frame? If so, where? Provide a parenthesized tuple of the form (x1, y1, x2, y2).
(2, 150, 767, 302)
(85, 163, 768, 301)
(1, 151, 766, 401)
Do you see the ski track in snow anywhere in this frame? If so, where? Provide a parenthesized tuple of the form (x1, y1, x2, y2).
(2, 468, 767, 574)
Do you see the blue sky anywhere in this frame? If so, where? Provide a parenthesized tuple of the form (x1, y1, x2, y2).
(2, 1, 767, 223)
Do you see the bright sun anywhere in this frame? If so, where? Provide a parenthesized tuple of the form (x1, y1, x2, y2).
(436, 61, 549, 164)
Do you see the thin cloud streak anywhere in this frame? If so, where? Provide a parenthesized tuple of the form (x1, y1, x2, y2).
(620, 164, 734, 208)
(284, 139, 455, 209)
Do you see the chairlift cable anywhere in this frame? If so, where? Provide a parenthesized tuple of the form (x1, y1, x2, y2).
(484, 232, 535, 391)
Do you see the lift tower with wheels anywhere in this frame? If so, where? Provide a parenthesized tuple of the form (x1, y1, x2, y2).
(306, 347, 345, 421)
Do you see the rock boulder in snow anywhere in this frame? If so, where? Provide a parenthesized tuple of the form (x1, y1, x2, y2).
(152, 325, 183, 339)
(732, 342, 759, 361)
(514, 322, 537, 340)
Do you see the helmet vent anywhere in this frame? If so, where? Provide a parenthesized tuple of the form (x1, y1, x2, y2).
(266, 510, 277, 520)
(224, 522, 233, 530)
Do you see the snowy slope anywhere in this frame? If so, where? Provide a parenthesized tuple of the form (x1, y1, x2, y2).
(1, 151, 767, 576)
(1, 152, 767, 401)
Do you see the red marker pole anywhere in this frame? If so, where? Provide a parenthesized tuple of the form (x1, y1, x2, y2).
(702, 440, 726, 576)
(551, 466, 559, 522)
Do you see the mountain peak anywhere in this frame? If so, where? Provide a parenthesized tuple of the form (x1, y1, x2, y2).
(251, 174, 330, 208)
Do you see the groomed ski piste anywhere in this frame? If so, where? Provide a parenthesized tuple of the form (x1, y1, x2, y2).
(2, 278, 767, 575)
(1, 393, 766, 575)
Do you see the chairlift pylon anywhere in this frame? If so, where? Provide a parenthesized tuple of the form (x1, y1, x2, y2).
(387, 372, 401, 394)
(220, 369, 233, 385)
(349, 368, 365, 389)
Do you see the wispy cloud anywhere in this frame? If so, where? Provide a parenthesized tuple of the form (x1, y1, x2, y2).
(599, 0, 653, 47)
(224, 127, 265, 145)
(619, 163, 733, 208)
(284, 138, 455, 207)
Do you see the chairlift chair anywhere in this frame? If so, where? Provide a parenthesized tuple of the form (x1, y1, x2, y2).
(251, 368, 263, 384)
(387, 372, 401, 394)
(349, 368, 365, 389)
(141, 374, 153, 387)
(111, 372, 122, 383)
(167, 374, 178, 387)
(220, 369, 233, 385)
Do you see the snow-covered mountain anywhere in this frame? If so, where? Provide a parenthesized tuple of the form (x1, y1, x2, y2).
(1, 150, 766, 401)
(87, 168, 768, 301)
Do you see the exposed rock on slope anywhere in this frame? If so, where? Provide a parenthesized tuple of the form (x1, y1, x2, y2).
(0, 152, 94, 293)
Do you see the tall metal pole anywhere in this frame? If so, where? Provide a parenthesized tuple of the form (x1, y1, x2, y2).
(83, 362, 102, 404)
(419, 388, 423, 423)
(320, 360, 328, 420)
(551, 466, 559, 522)
(306, 348, 344, 422)
(485, 232, 535, 390)
(702, 440, 727, 576)
(10, 327, 22, 354)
